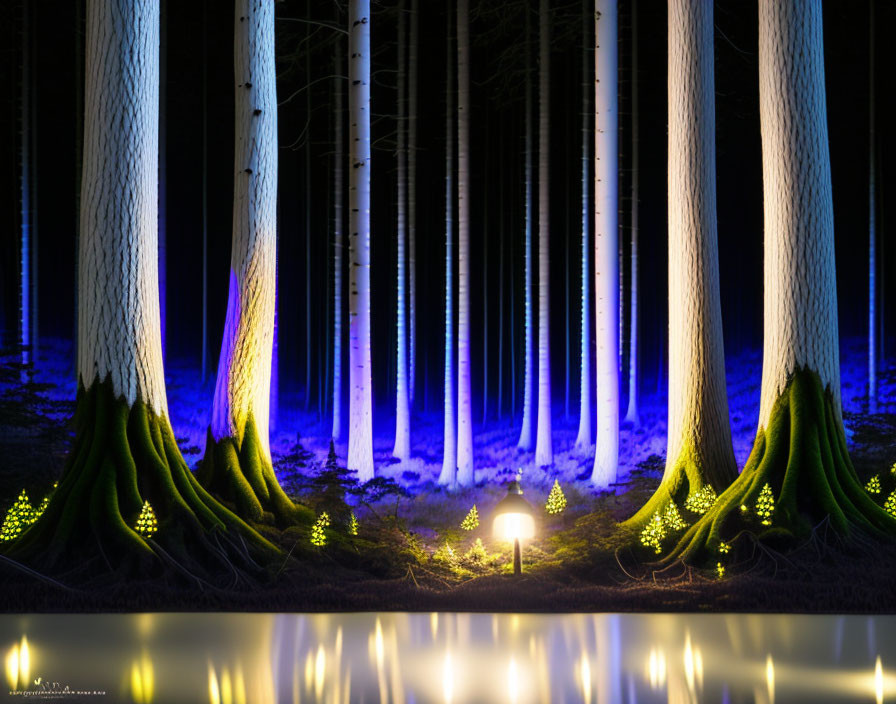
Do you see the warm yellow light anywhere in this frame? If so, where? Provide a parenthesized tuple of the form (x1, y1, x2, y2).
(5, 644, 18, 692)
(443, 651, 453, 704)
(684, 634, 694, 692)
(876, 656, 883, 704)
(493, 513, 535, 541)
(766, 655, 775, 704)
(315, 645, 326, 699)
(221, 668, 232, 704)
(234, 664, 246, 704)
(647, 648, 666, 690)
(208, 663, 220, 704)
(18, 637, 29, 691)
(131, 662, 144, 703)
(431, 612, 439, 641)
(508, 657, 519, 703)
(375, 619, 385, 670)
(580, 652, 591, 704)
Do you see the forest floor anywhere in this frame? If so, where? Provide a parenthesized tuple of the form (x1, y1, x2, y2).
(1, 336, 896, 613)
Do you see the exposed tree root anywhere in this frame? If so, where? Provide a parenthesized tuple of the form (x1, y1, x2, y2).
(661, 368, 896, 566)
(3, 378, 281, 583)
(198, 413, 311, 526)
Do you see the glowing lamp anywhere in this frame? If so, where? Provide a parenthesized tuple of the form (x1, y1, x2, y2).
(492, 478, 535, 575)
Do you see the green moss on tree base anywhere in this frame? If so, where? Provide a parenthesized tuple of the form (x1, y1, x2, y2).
(664, 368, 896, 566)
(3, 378, 281, 580)
(198, 414, 311, 527)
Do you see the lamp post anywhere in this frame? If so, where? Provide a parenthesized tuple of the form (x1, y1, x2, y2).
(492, 476, 535, 575)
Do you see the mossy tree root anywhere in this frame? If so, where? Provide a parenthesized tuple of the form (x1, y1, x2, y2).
(198, 413, 309, 527)
(3, 378, 281, 581)
(664, 368, 896, 566)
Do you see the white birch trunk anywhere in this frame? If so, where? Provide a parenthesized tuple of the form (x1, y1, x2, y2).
(664, 0, 736, 485)
(332, 42, 345, 441)
(517, 10, 535, 452)
(534, 0, 553, 467)
(210, 0, 278, 462)
(756, 0, 840, 431)
(393, 0, 411, 461)
(78, 0, 166, 415)
(575, 0, 592, 451)
(439, 3, 457, 487)
(623, 0, 640, 427)
(456, 0, 474, 486)
(348, 0, 375, 481)
(409, 0, 419, 407)
(591, 0, 619, 487)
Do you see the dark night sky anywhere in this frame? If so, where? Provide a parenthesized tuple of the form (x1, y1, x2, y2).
(0, 0, 893, 417)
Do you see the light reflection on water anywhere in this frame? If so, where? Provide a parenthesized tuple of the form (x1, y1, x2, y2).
(0, 613, 894, 703)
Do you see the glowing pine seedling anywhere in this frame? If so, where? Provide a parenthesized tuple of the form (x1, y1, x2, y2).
(865, 475, 882, 495)
(885, 491, 896, 518)
(715, 562, 726, 579)
(349, 512, 359, 536)
(545, 480, 567, 515)
(461, 505, 479, 531)
(0, 491, 37, 542)
(755, 484, 775, 526)
(311, 512, 331, 547)
(662, 501, 688, 531)
(684, 485, 717, 515)
(718, 541, 731, 554)
(640, 511, 667, 554)
(433, 542, 457, 564)
(464, 537, 488, 564)
(134, 501, 158, 539)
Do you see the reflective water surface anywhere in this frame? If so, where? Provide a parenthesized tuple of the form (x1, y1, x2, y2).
(1, 612, 894, 702)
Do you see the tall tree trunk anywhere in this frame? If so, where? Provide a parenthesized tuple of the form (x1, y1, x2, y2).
(575, 0, 592, 450)
(534, 0, 553, 467)
(304, 0, 313, 412)
(455, 0, 474, 486)
(29, 1, 39, 362)
(591, 0, 619, 487)
(19, 0, 32, 368)
(498, 128, 505, 423)
(348, 0, 375, 481)
(438, 0, 456, 487)
(670, 0, 896, 564)
(158, 0, 167, 360)
(200, 0, 299, 525)
(517, 5, 535, 451)
(74, 0, 84, 377)
(393, 0, 411, 461)
(332, 39, 344, 441)
(626, 0, 736, 529)
(408, 0, 419, 407)
(868, 0, 877, 414)
(623, 0, 640, 427)
(482, 114, 489, 424)
(9, 0, 277, 576)
(201, 0, 209, 384)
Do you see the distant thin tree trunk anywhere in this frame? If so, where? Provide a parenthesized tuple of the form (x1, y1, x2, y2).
(439, 0, 456, 486)
(575, 0, 592, 450)
(332, 39, 344, 441)
(158, 0, 167, 360)
(409, 0, 419, 407)
(456, 0, 474, 486)
(623, 0, 641, 427)
(592, 0, 619, 487)
(201, 0, 209, 384)
(19, 0, 32, 368)
(304, 0, 312, 412)
(517, 5, 535, 451)
(534, 0, 553, 468)
(498, 131, 505, 422)
(347, 0, 375, 480)
(482, 116, 489, 424)
(868, 0, 877, 414)
(74, 0, 84, 376)
(393, 0, 410, 461)
(29, 1, 38, 361)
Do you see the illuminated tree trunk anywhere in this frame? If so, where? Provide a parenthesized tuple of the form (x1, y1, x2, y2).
(455, 0, 474, 486)
(591, 0, 619, 487)
(158, 0, 167, 360)
(623, 0, 640, 428)
(332, 41, 344, 441)
(19, 0, 34, 367)
(439, 3, 457, 487)
(868, 2, 877, 414)
(575, 0, 592, 451)
(408, 0, 419, 407)
(393, 0, 411, 462)
(670, 0, 896, 564)
(626, 0, 735, 529)
(6, 0, 276, 575)
(534, 0, 553, 467)
(348, 0, 375, 481)
(199, 0, 299, 525)
(517, 9, 535, 452)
